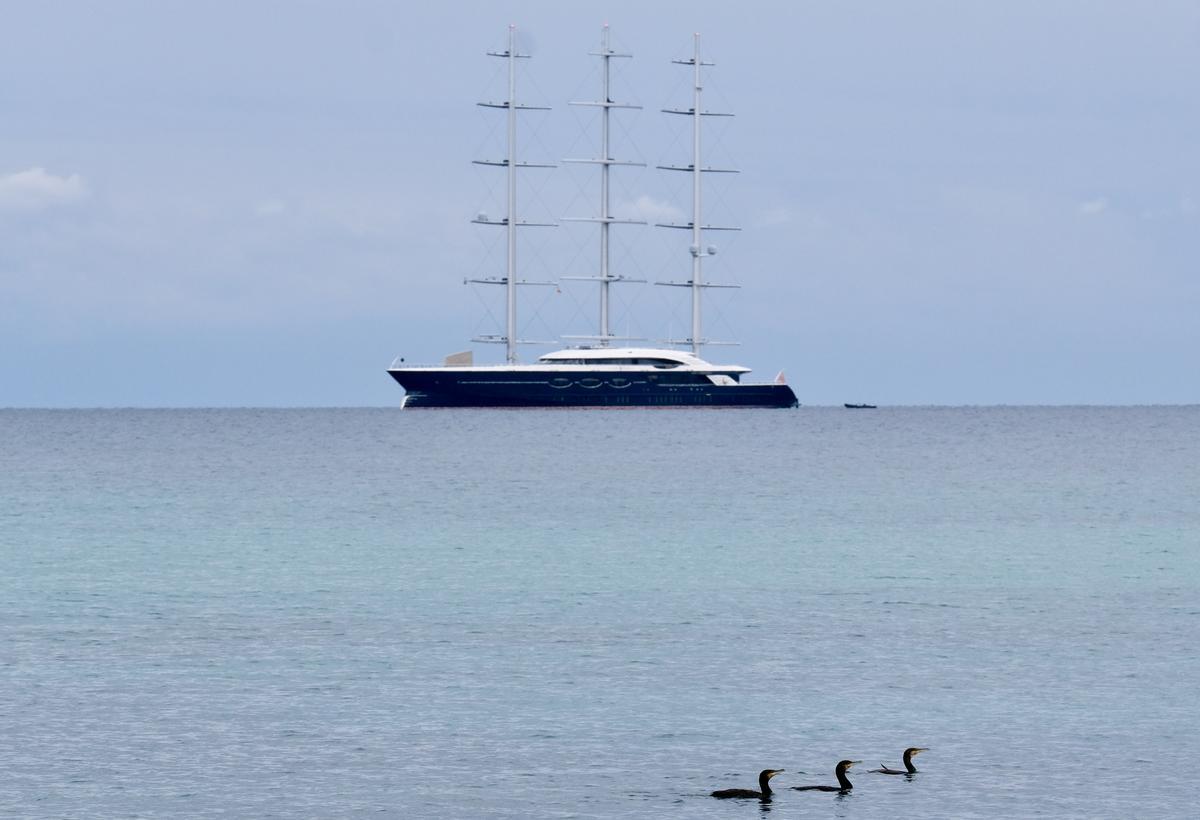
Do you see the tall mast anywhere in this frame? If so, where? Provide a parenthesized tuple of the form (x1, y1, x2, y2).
(505, 27, 518, 363)
(689, 35, 703, 357)
(471, 25, 555, 363)
(656, 33, 740, 356)
(562, 25, 646, 347)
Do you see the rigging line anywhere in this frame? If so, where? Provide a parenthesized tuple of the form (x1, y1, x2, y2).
(610, 229, 648, 277)
(468, 224, 505, 277)
(519, 69, 568, 169)
(607, 40, 641, 102)
(522, 107, 558, 166)
(558, 171, 598, 228)
(518, 146, 560, 227)
(560, 285, 594, 336)
(558, 108, 604, 217)
(562, 107, 602, 161)
(556, 219, 594, 279)
(663, 36, 692, 90)
(522, 274, 564, 343)
(610, 276, 649, 337)
(519, 230, 559, 284)
(470, 167, 504, 222)
(470, 112, 504, 168)
(467, 279, 504, 339)
(566, 56, 602, 100)
(707, 285, 741, 336)
(610, 108, 645, 164)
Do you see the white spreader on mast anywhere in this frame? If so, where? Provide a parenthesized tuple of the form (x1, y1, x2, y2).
(471, 24, 556, 363)
(656, 33, 740, 357)
(561, 24, 647, 347)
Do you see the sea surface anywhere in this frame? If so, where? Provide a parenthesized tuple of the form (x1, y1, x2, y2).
(2, 407, 1198, 819)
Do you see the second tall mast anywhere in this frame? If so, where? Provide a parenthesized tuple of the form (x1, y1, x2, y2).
(562, 25, 646, 347)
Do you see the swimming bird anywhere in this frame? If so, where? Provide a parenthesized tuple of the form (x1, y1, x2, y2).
(791, 759, 859, 791)
(871, 746, 928, 775)
(711, 769, 784, 799)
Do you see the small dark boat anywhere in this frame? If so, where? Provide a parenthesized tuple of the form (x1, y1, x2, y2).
(844, 403, 877, 409)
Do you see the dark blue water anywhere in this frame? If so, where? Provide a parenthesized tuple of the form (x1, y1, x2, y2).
(2, 408, 1197, 818)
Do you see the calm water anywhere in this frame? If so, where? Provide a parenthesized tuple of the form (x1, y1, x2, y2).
(2, 407, 1198, 818)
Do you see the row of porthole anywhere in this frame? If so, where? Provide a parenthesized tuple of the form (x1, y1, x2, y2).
(549, 377, 632, 389)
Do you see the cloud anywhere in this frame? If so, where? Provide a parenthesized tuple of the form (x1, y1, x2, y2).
(621, 195, 684, 224)
(0, 167, 89, 212)
(1079, 197, 1108, 216)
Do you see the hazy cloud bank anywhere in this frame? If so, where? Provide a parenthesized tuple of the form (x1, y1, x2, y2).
(0, 167, 89, 212)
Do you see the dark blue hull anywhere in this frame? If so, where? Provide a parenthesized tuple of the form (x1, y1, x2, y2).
(388, 369, 798, 408)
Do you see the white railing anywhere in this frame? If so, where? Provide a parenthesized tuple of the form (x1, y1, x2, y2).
(389, 357, 453, 369)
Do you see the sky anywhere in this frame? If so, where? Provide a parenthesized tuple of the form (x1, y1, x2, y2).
(1, 0, 1197, 406)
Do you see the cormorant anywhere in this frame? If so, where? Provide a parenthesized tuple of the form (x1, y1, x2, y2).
(791, 759, 859, 791)
(711, 769, 784, 799)
(871, 746, 928, 775)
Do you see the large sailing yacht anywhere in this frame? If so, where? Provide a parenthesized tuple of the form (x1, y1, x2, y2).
(387, 27, 798, 408)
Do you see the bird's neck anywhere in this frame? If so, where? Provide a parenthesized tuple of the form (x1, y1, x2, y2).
(758, 776, 773, 796)
(836, 769, 853, 789)
(903, 752, 918, 773)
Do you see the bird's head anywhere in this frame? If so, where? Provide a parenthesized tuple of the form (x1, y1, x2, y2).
(836, 760, 860, 774)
